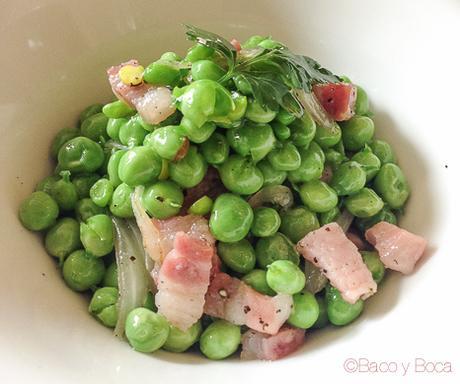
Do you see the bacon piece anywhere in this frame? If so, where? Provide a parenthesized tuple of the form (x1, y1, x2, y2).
(312, 83, 357, 121)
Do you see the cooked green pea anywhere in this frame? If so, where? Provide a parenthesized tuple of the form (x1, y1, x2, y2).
(275, 108, 296, 126)
(142, 180, 183, 219)
(163, 321, 202, 353)
(344, 187, 384, 218)
(267, 142, 301, 171)
(255, 232, 299, 269)
(89, 287, 118, 328)
(242, 269, 276, 296)
(351, 145, 381, 181)
(312, 296, 329, 329)
(218, 155, 264, 195)
(242, 35, 266, 49)
(72, 173, 100, 199)
(200, 132, 229, 165)
(102, 100, 135, 119)
(200, 320, 241, 360)
(180, 118, 216, 144)
(106, 117, 128, 141)
(233, 74, 252, 95)
(288, 141, 325, 183)
(90, 178, 114, 208)
(79, 103, 103, 124)
(62, 250, 105, 292)
(288, 291, 320, 329)
(146, 125, 187, 160)
(50, 127, 80, 158)
(185, 44, 214, 62)
(118, 146, 162, 187)
(299, 180, 338, 213)
(271, 121, 291, 141)
(266, 260, 305, 295)
(355, 206, 397, 232)
(80, 214, 113, 257)
(213, 93, 248, 128)
(210, 193, 253, 243)
(19, 191, 59, 231)
(257, 159, 287, 186)
(361, 251, 385, 283)
(103, 261, 118, 288)
(289, 113, 316, 147)
(191, 59, 225, 81)
(251, 207, 281, 237)
(369, 139, 396, 164)
(280, 206, 319, 243)
(188, 195, 213, 216)
(125, 307, 170, 353)
(75, 198, 106, 222)
(119, 117, 148, 147)
(45, 218, 81, 262)
(330, 161, 366, 196)
(110, 183, 134, 218)
(245, 99, 277, 123)
(81, 113, 109, 142)
(169, 146, 207, 188)
(49, 171, 78, 211)
(326, 285, 363, 326)
(35, 175, 60, 195)
(58, 137, 104, 174)
(160, 51, 181, 62)
(373, 163, 410, 209)
(324, 148, 347, 169)
(218, 239, 256, 274)
(341, 116, 375, 151)
(314, 122, 342, 148)
(144, 61, 181, 87)
(319, 206, 340, 226)
(355, 86, 370, 115)
(107, 150, 126, 187)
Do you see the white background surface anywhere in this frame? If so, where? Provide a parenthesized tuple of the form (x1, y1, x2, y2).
(0, 0, 459, 383)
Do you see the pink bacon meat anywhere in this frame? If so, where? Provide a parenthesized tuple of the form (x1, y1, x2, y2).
(297, 222, 377, 304)
(204, 272, 293, 335)
(312, 83, 357, 121)
(365, 222, 427, 274)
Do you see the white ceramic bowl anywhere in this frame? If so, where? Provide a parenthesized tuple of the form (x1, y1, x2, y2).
(1, 1, 459, 383)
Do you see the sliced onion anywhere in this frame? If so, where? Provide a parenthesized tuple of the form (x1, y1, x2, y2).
(112, 217, 150, 338)
(294, 89, 335, 129)
(336, 209, 354, 233)
(248, 185, 294, 211)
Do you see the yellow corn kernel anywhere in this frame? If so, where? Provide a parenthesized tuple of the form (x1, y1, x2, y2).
(118, 65, 144, 86)
(159, 159, 169, 180)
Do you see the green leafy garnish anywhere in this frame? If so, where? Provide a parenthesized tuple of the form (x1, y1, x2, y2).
(184, 25, 340, 117)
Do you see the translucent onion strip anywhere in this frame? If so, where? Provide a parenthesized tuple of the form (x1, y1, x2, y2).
(248, 185, 294, 211)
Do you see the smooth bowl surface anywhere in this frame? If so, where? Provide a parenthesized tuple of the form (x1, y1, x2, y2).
(1, 1, 459, 383)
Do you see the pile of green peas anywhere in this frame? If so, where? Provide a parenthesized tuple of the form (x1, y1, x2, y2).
(17, 33, 410, 359)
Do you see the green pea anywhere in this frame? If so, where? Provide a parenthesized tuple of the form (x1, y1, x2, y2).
(324, 148, 347, 169)
(355, 206, 397, 232)
(146, 125, 186, 160)
(103, 261, 118, 288)
(19, 191, 59, 231)
(119, 117, 148, 147)
(58, 137, 104, 174)
(142, 180, 183, 219)
(319, 206, 340, 226)
(89, 178, 114, 208)
(102, 100, 135, 119)
(245, 99, 277, 123)
(271, 121, 291, 141)
(227, 122, 276, 162)
(118, 146, 162, 187)
(344, 187, 384, 218)
(49, 171, 79, 211)
(35, 175, 60, 195)
(314, 122, 342, 148)
(373, 163, 410, 209)
(71, 173, 100, 199)
(341, 116, 375, 151)
(125, 307, 170, 353)
(89, 287, 118, 328)
(242, 269, 276, 296)
(257, 159, 287, 187)
(289, 113, 316, 147)
(107, 150, 126, 187)
(188, 195, 213, 216)
(312, 296, 329, 329)
(267, 142, 301, 171)
(45, 218, 81, 262)
(163, 321, 202, 353)
(106, 117, 128, 141)
(251, 207, 281, 238)
(233, 74, 252, 95)
(369, 139, 396, 164)
(50, 127, 80, 158)
(218, 239, 256, 274)
(213, 92, 248, 128)
(191, 59, 225, 81)
(169, 146, 207, 188)
(275, 108, 296, 126)
(62, 250, 105, 292)
(210, 193, 253, 243)
(280, 206, 319, 243)
(361, 251, 385, 284)
(288, 292, 320, 329)
(288, 141, 325, 183)
(266, 260, 305, 295)
(160, 51, 181, 62)
(79, 103, 103, 124)
(200, 132, 229, 165)
(351, 145, 381, 181)
(255, 232, 299, 269)
(326, 285, 363, 326)
(80, 214, 114, 257)
(218, 155, 264, 195)
(299, 180, 338, 213)
(330, 161, 366, 196)
(242, 35, 266, 49)
(355, 86, 369, 115)
(180, 118, 216, 144)
(81, 112, 109, 142)
(200, 320, 241, 360)
(75, 198, 106, 222)
(144, 61, 181, 87)
(185, 44, 214, 62)
(110, 183, 134, 218)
